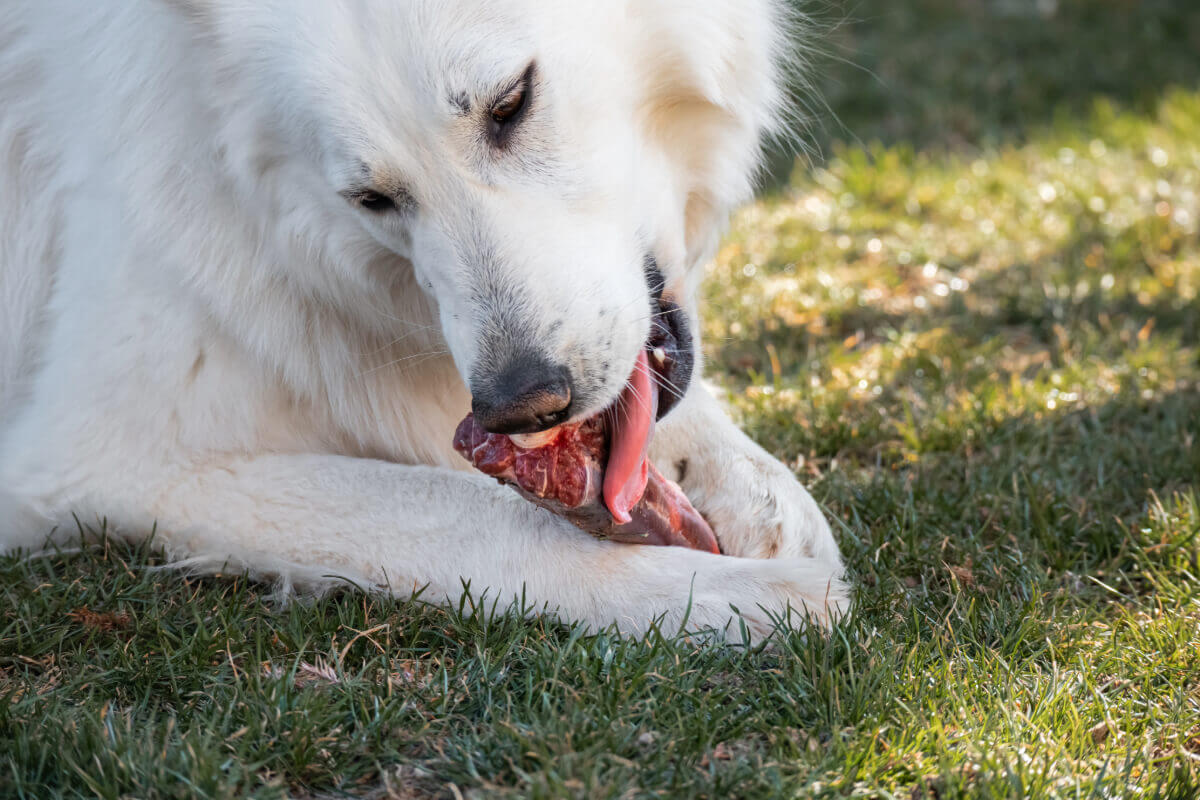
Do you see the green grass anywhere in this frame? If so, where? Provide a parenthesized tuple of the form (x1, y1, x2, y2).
(4, 2, 1200, 797)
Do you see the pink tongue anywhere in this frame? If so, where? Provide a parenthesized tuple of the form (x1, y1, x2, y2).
(603, 350, 659, 524)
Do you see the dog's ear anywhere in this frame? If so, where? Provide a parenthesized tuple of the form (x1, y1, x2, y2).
(632, 0, 793, 268)
(634, 0, 785, 123)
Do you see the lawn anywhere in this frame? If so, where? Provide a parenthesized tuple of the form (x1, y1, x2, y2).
(3, 1, 1200, 798)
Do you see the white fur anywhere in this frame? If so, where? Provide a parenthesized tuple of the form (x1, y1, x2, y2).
(0, 0, 846, 643)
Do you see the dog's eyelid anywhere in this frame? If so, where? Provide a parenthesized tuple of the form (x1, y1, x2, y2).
(493, 63, 534, 104)
(488, 62, 536, 128)
(492, 89, 524, 120)
(340, 186, 417, 214)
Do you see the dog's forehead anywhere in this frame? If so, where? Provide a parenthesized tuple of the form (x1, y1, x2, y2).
(257, 0, 630, 131)
(408, 1, 626, 102)
(411, 10, 538, 108)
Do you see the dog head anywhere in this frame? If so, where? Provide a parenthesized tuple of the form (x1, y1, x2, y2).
(193, 0, 791, 432)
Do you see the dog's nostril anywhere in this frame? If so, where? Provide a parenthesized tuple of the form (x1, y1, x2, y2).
(471, 357, 573, 435)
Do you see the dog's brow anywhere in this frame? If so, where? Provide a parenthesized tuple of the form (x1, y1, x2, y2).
(449, 91, 471, 116)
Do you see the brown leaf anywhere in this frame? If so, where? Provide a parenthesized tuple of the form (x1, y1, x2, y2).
(67, 607, 130, 632)
(261, 659, 341, 688)
(1137, 318, 1156, 343)
(699, 742, 734, 768)
(946, 565, 976, 587)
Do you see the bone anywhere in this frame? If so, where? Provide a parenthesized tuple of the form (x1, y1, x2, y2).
(509, 429, 560, 449)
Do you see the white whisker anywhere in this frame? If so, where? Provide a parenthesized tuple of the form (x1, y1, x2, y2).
(648, 371, 687, 402)
(356, 349, 450, 378)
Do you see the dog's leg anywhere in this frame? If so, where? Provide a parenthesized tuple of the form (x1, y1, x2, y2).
(651, 385, 846, 570)
(12, 454, 844, 641)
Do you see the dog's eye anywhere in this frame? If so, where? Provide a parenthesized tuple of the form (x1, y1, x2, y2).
(490, 86, 528, 125)
(488, 64, 534, 145)
(356, 191, 396, 213)
(343, 185, 417, 216)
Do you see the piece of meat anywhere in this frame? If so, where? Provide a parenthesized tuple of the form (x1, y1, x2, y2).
(453, 414, 720, 554)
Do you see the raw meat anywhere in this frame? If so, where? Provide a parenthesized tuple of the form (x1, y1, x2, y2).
(453, 414, 720, 553)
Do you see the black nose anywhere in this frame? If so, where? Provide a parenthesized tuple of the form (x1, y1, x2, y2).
(471, 356, 573, 434)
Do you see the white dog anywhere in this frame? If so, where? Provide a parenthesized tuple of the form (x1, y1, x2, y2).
(0, 0, 846, 642)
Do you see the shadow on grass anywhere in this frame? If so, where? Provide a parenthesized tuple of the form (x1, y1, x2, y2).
(764, 0, 1200, 183)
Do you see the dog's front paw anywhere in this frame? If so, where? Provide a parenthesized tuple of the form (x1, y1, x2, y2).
(676, 553, 848, 643)
(617, 545, 846, 643)
(693, 447, 842, 567)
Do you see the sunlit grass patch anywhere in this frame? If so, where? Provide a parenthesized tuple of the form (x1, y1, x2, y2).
(709, 91, 1200, 475)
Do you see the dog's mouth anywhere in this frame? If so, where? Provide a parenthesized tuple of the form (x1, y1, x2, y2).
(599, 294, 692, 522)
(511, 292, 693, 523)
(454, 297, 716, 550)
